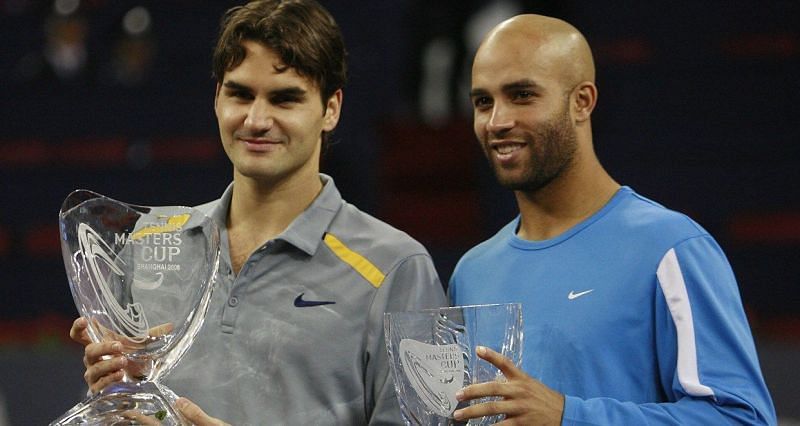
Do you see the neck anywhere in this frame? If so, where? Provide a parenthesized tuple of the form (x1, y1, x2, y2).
(514, 152, 619, 241)
(228, 171, 323, 241)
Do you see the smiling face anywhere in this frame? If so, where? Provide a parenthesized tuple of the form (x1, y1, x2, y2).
(471, 32, 578, 193)
(471, 16, 597, 194)
(214, 40, 341, 187)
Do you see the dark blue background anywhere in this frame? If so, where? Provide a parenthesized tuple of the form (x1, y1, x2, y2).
(0, 1, 797, 424)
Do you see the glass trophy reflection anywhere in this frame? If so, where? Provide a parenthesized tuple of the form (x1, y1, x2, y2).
(52, 190, 220, 425)
(384, 303, 523, 425)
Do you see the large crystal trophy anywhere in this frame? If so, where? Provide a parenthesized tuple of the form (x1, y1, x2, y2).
(52, 190, 220, 425)
(384, 303, 523, 425)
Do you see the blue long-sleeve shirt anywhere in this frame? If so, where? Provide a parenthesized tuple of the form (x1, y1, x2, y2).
(449, 187, 776, 425)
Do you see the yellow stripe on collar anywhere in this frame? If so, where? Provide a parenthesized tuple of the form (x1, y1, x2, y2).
(131, 214, 191, 240)
(323, 233, 385, 288)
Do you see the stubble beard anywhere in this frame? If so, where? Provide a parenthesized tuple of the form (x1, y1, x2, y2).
(489, 105, 578, 193)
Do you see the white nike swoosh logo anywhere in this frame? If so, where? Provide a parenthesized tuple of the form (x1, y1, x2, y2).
(568, 289, 594, 300)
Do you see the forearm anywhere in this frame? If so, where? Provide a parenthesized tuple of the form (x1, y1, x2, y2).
(562, 393, 774, 426)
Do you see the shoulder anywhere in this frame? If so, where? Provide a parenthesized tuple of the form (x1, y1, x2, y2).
(613, 189, 710, 247)
(326, 201, 433, 272)
(603, 189, 732, 278)
(192, 183, 232, 219)
(452, 218, 516, 275)
(465, 218, 516, 257)
(193, 199, 218, 215)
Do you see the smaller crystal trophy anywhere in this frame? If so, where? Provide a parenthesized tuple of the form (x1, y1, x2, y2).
(384, 303, 523, 425)
(51, 190, 220, 425)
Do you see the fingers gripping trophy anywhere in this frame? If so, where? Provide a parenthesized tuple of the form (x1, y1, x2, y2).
(52, 190, 220, 425)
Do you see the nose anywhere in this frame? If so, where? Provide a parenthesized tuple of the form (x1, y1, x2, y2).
(243, 98, 274, 132)
(486, 103, 514, 136)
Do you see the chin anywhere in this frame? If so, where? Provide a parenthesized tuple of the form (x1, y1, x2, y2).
(495, 176, 525, 190)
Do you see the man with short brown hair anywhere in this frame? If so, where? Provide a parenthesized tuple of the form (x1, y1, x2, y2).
(71, 1, 446, 424)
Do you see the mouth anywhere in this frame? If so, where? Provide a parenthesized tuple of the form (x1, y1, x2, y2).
(238, 137, 282, 152)
(489, 140, 527, 161)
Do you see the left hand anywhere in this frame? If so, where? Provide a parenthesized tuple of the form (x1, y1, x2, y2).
(114, 397, 230, 426)
(453, 346, 565, 425)
(175, 397, 231, 426)
(118, 410, 161, 425)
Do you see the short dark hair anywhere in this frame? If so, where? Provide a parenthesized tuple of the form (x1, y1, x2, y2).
(212, 0, 347, 104)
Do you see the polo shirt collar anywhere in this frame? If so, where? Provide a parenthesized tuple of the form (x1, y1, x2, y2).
(279, 173, 341, 255)
(207, 184, 232, 231)
(209, 174, 342, 257)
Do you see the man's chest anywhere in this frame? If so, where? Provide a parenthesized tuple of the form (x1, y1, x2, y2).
(209, 245, 377, 339)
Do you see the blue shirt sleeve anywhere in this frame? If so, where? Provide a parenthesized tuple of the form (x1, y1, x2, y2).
(562, 236, 776, 425)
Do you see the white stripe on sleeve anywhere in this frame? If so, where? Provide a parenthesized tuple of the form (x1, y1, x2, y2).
(657, 248, 715, 398)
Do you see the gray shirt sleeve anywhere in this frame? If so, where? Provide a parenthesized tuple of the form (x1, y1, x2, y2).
(365, 253, 447, 425)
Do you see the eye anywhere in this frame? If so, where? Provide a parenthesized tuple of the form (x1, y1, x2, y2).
(270, 94, 301, 106)
(512, 90, 534, 102)
(472, 96, 493, 110)
(227, 90, 253, 101)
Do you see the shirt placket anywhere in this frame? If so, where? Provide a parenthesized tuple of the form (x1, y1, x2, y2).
(220, 242, 272, 333)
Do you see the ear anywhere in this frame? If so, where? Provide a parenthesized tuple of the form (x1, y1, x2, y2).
(214, 83, 222, 114)
(572, 81, 597, 123)
(322, 89, 343, 132)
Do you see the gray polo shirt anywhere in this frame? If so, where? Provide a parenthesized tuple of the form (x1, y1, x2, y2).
(164, 174, 446, 425)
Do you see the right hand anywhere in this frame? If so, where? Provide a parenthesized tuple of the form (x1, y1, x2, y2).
(71, 317, 128, 393)
(69, 317, 172, 393)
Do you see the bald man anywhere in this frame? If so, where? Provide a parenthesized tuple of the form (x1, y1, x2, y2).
(448, 15, 776, 425)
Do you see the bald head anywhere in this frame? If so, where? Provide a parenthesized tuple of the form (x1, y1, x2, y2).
(470, 13, 601, 194)
(475, 14, 595, 89)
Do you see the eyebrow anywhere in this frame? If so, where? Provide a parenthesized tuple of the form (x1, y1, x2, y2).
(469, 87, 488, 98)
(267, 87, 307, 101)
(470, 79, 543, 98)
(222, 80, 251, 92)
(222, 80, 308, 98)
(502, 79, 542, 92)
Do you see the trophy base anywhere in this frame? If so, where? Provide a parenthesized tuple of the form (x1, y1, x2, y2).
(50, 381, 188, 426)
